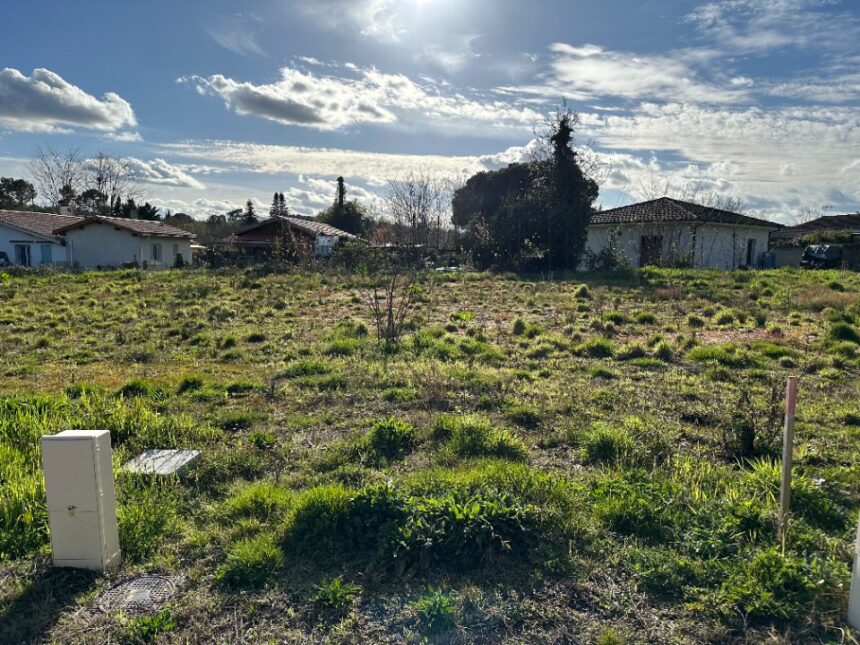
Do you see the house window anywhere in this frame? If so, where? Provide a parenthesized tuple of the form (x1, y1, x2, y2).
(14, 244, 31, 267)
(639, 235, 663, 267)
(40, 244, 53, 264)
(745, 239, 757, 267)
(151, 243, 162, 263)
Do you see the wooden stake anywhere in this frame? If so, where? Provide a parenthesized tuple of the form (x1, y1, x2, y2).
(849, 513, 860, 629)
(778, 376, 798, 552)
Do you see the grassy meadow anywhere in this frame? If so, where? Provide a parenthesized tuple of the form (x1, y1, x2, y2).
(1, 266, 859, 643)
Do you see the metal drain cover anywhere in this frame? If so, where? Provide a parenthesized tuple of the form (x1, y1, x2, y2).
(99, 575, 177, 615)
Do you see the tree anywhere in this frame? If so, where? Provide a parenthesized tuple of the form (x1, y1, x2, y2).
(0, 177, 36, 209)
(317, 177, 368, 236)
(78, 188, 108, 214)
(384, 172, 450, 247)
(452, 109, 598, 270)
(243, 199, 258, 225)
(84, 153, 136, 211)
(30, 146, 84, 207)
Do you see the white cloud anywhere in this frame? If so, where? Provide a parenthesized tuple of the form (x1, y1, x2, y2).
(206, 12, 267, 57)
(298, 0, 408, 43)
(0, 68, 136, 133)
(104, 131, 143, 143)
(124, 157, 205, 190)
(512, 43, 744, 104)
(184, 65, 543, 133)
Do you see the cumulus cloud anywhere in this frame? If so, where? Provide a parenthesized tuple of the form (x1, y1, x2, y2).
(124, 157, 205, 190)
(104, 131, 143, 143)
(184, 65, 543, 133)
(0, 68, 136, 133)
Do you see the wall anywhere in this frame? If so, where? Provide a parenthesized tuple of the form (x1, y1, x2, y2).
(65, 224, 192, 268)
(584, 223, 774, 270)
(0, 223, 69, 266)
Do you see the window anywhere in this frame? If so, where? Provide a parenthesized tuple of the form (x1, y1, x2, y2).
(40, 244, 53, 264)
(14, 244, 31, 267)
(745, 239, 757, 267)
(639, 235, 663, 267)
(151, 243, 162, 263)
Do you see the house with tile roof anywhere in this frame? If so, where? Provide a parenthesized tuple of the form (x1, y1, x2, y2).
(221, 215, 359, 260)
(584, 197, 782, 270)
(768, 213, 860, 268)
(0, 209, 196, 268)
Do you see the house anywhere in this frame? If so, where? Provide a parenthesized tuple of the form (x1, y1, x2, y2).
(0, 209, 195, 268)
(768, 214, 860, 268)
(222, 215, 358, 259)
(583, 197, 782, 270)
(0, 210, 82, 267)
(53, 215, 196, 268)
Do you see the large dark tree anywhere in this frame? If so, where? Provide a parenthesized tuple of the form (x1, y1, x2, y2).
(452, 110, 598, 270)
(243, 199, 258, 225)
(0, 177, 37, 209)
(317, 177, 367, 236)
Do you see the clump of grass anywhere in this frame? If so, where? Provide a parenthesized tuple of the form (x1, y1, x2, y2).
(324, 338, 361, 357)
(217, 410, 266, 431)
(617, 342, 647, 361)
(505, 404, 541, 429)
(118, 480, 181, 564)
(116, 378, 164, 399)
(575, 337, 614, 358)
(687, 343, 755, 368)
(686, 314, 705, 328)
(176, 375, 205, 394)
(216, 533, 284, 590)
(512, 317, 541, 338)
(712, 309, 735, 326)
(311, 577, 360, 619)
(634, 311, 656, 324)
(583, 423, 634, 465)
(413, 587, 457, 636)
(366, 417, 417, 462)
(573, 284, 591, 299)
(282, 359, 332, 378)
(652, 340, 674, 362)
(433, 415, 528, 462)
(223, 482, 293, 523)
(829, 322, 860, 344)
(248, 430, 277, 450)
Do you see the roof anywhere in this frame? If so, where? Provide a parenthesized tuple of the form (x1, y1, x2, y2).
(771, 214, 860, 239)
(53, 214, 195, 239)
(232, 215, 357, 241)
(0, 209, 83, 242)
(592, 197, 782, 229)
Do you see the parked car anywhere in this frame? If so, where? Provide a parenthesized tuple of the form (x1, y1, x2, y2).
(800, 244, 843, 269)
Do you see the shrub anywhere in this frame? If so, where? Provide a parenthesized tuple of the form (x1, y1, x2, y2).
(583, 423, 634, 465)
(367, 417, 417, 462)
(413, 587, 457, 636)
(512, 317, 527, 336)
(829, 322, 860, 344)
(216, 533, 284, 590)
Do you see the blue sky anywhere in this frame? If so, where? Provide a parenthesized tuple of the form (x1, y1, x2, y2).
(1, 0, 859, 222)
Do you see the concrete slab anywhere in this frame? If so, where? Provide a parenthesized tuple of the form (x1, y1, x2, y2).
(123, 449, 201, 475)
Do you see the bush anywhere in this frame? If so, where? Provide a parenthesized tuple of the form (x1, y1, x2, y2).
(413, 587, 457, 636)
(217, 533, 284, 590)
(367, 417, 417, 462)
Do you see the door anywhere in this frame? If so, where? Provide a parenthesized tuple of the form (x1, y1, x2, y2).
(639, 235, 663, 267)
(14, 244, 31, 267)
(745, 239, 757, 267)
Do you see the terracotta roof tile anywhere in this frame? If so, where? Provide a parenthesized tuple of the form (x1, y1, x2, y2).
(53, 215, 195, 239)
(592, 197, 781, 228)
(0, 210, 82, 241)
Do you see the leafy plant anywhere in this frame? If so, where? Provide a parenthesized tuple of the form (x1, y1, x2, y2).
(413, 587, 457, 636)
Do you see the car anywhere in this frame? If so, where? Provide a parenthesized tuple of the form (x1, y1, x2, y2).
(800, 244, 843, 269)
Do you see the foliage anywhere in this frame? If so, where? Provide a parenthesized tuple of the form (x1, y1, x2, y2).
(413, 587, 457, 635)
(366, 417, 417, 462)
(216, 533, 284, 590)
(311, 577, 361, 618)
(122, 609, 177, 644)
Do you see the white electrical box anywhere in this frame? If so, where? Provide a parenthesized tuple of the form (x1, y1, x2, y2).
(41, 430, 121, 572)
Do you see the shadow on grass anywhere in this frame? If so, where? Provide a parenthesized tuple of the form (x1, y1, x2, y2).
(0, 561, 98, 644)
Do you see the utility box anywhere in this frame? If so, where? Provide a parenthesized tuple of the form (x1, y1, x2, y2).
(41, 430, 121, 572)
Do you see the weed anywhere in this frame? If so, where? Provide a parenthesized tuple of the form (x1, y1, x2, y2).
(122, 609, 177, 644)
(217, 533, 284, 590)
(413, 587, 457, 636)
(311, 577, 360, 618)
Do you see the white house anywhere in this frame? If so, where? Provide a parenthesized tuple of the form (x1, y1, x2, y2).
(0, 210, 195, 269)
(583, 197, 782, 270)
(0, 210, 81, 267)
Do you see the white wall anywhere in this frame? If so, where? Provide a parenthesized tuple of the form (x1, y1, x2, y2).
(65, 224, 192, 268)
(584, 223, 774, 270)
(0, 223, 70, 266)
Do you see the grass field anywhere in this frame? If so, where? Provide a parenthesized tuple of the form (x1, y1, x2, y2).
(1, 266, 859, 643)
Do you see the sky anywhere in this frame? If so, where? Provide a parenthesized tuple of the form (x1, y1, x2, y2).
(1, 0, 859, 223)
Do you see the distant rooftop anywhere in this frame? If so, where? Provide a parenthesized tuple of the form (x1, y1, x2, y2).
(53, 214, 196, 239)
(593, 197, 781, 229)
(771, 213, 860, 239)
(0, 209, 83, 242)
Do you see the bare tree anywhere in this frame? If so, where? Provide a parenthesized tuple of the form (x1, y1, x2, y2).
(84, 152, 137, 209)
(384, 172, 452, 248)
(30, 146, 84, 207)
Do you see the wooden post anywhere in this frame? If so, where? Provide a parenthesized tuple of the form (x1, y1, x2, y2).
(778, 376, 798, 552)
(849, 513, 860, 629)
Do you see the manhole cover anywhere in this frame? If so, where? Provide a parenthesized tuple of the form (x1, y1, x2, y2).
(99, 576, 176, 615)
